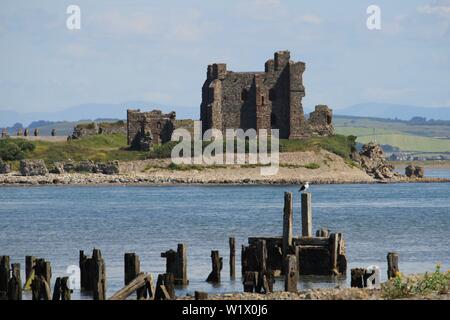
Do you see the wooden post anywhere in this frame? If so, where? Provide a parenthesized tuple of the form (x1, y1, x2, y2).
(7, 263, 22, 300)
(177, 244, 188, 285)
(61, 277, 71, 300)
(243, 271, 258, 292)
(161, 244, 188, 285)
(195, 291, 208, 300)
(79, 250, 88, 290)
(155, 274, 174, 300)
(387, 252, 399, 279)
(124, 253, 143, 299)
(31, 275, 51, 300)
(329, 233, 339, 274)
(25, 256, 36, 289)
(284, 254, 297, 292)
(35, 259, 52, 286)
(229, 237, 236, 279)
(0, 256, 10, 294)
(256, 240, 268, 273)
(301, 193, 312, 237)
(206, 250, 222, 283)
(124, 253, 140, 285)
(52, 277, 61, 300)
(92, 249, 106, 300)
(283, 192, 293, 256)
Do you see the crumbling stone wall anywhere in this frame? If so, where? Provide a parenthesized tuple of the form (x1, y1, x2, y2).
(0, 159, 11, 174)
(71, 121, 126, 139)
(127, 109, 176, 151)
(308, 105, 334, 136)
(200, 51, 333, 139)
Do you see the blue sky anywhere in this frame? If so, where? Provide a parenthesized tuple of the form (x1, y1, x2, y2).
(0, 0, 449, 117)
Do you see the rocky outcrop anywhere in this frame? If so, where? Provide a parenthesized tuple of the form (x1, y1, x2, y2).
(352, 143, 398, 180)
(19, 160, 48, 176)
(405, 165, 424, 178)
(0, 160, 11, 174)
(97, 161, 120, 175)
(76, 160, 98, 173)
(49, 160, 120, 175)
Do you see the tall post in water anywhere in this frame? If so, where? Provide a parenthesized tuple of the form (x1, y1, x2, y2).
(0, 256, 10, 294)
(387, 252, 399, 279)
(229, 237, 236, 279)
(283, 192, 293, 256)
(301, 192, 312, 237)
(284, 254, 298, 292)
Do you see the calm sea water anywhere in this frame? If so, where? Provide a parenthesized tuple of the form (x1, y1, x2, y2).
(0, 171, 449, 299)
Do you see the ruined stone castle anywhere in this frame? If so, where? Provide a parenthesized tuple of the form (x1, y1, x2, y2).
(127, 109, 176, 150)
(200, 51, 333, 139)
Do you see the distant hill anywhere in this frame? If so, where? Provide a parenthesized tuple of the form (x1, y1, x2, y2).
(0, 101, 198, 127)
(335, 103, 450, 121)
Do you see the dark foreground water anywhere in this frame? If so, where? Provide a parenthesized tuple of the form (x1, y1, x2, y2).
(1, 174, 449, 299)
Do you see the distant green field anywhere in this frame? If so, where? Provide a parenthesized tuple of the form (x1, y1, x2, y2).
(335, 126, 450, 152)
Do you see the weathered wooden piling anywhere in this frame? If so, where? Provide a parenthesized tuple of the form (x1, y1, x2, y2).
(109, 273, 153, 300)
(387, 252, 399, 279)
(243, 271, 258, 292)
(229, 237, 236, 279)
(206, 250, 222, 283)
(256, 240, 268, 274)
(52, 277, 72, 301)
(330, 233, 339, 274)
(155, 273, 175, 300)
(301, 193, 312, 237)
(124, 253, 144, 299)
(350, 268, 376, 288)
(52, 277, 61, 300)
(80, 248, 106, 298)
(60, 277, 71, 300)
(7, 263, 22, 300)
(0, 256, 10, 294)
(195, 291, 208, 300)
(35, 258, 52, 287)
(79, 250, 90, 290)
(31, 275, 52, 300)
(284, 254, 298, 292)
(161, 243, 188, 285)
(92, 249, 106, 300)
(25, 256, 36, 288)
(282, 192, 293, 256)
(124, 253, 140, 285)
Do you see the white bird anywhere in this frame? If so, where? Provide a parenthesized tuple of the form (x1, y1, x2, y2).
(298, 182, 310, 192)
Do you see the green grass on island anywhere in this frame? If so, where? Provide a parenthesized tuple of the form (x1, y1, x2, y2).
(0, 133, 357, 166)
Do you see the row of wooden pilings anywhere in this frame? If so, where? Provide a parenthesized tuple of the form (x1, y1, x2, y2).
(0, 250, 401, 300)
(0, 192, 401, 300)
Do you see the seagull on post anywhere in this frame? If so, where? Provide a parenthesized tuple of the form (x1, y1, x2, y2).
(298, 181, 310, 193)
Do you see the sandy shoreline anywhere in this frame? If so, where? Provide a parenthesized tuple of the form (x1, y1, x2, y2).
(1, 151, 449, 186)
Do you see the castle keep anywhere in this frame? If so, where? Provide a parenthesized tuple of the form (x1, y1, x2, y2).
(127, 109, 176, 150)
(200, 51, 333, 139)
